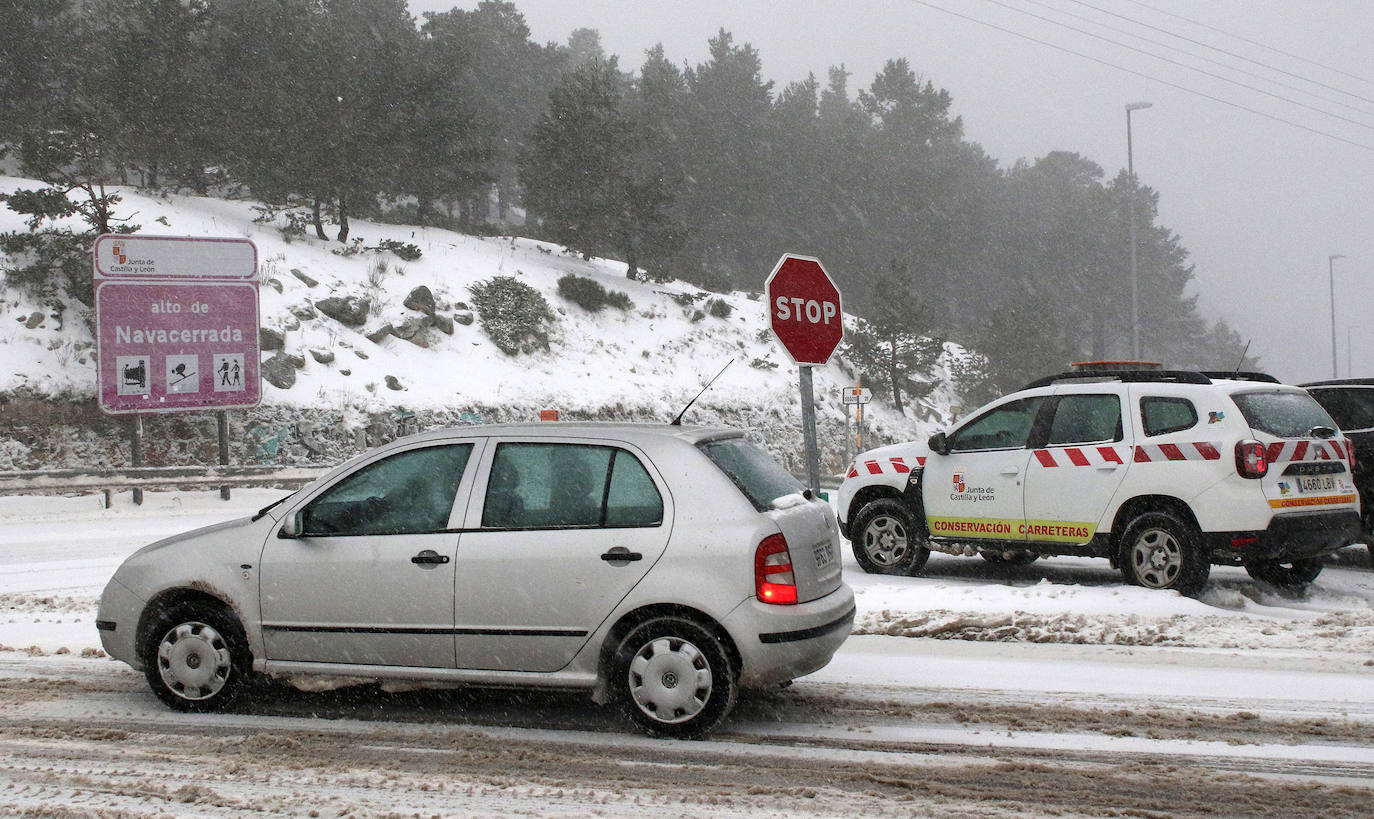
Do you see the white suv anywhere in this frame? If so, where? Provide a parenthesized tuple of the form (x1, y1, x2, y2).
(97, 423, 854, 738)
(837, 370, 1360, 594)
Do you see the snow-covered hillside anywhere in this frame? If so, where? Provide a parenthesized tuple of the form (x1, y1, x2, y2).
(0, 177, 955, 472)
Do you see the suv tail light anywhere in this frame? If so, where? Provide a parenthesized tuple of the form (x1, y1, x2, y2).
(1235, 440, 1268, 479)
(755, 534, 797, 605)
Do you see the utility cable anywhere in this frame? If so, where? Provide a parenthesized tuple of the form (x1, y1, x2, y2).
(905, 0, 1374, 153)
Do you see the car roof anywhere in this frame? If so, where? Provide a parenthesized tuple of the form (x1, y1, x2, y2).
(383, 422, 743, 448)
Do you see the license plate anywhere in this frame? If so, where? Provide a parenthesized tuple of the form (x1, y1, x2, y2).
(1298, 475, 1336, 493)
(813, 542, 835, 568)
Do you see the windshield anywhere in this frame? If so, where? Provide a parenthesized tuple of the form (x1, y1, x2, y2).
(698, 437, 805, 512)
(1230, 391, 1338, 438)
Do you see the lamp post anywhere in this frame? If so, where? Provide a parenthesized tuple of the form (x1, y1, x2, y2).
(1126, 101, 1152, 360)
(1329, 254, 1345, 378)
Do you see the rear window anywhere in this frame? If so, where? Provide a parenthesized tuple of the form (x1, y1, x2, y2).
(1307, 387, 1374, 432)
(1230, 390, 1338, 438)
(698, 437, 804, 511)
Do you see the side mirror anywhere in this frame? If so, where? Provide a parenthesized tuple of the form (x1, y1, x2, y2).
(928, 431, 949, 456)
(279, 510, 305, 539)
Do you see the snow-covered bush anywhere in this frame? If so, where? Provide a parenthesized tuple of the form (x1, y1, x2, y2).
(556, 274, 633, 312)
(470, 275, 554, 355)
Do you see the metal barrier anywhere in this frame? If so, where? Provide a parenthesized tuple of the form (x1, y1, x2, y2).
(0, 464, 332, 506)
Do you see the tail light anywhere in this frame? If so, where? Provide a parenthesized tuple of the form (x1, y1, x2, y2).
(1235, 440, 1268, 479)
(754, 534, 797, 605)
(1345, 437, 1358, 472)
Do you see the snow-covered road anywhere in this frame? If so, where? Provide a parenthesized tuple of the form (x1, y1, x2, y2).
(1, 490, 1371, 816)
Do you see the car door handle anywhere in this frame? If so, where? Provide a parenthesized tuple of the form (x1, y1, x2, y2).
(1000, 467, 1021, 476)
(411, 550, 451, 566)
(600, 547, 643, 564)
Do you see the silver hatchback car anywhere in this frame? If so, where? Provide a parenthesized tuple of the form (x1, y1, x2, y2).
(96, 423, 854, 737)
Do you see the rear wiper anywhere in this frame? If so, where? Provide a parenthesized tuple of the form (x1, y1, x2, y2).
(1308, 425, 1337, 439)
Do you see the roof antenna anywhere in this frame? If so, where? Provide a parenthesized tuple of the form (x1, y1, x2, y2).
(1232, 339, 1252, 377)
(671, 359, 734, 426)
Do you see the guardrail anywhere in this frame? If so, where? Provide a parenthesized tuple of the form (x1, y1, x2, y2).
(0, 464, 332, 506)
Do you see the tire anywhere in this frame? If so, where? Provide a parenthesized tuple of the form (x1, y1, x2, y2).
(850, 498, 930, 576)
(612, 617, 736, 739)
(140, 600, 250, 712)
(979, 550, 1038, 566)
(1246, 557, 1323, 589)
(1117, 511, 1210, 595)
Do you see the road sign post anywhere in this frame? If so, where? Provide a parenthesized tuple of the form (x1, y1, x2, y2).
(766, 254, 844, 495)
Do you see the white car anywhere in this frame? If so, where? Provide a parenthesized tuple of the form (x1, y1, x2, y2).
(97, 423, 854, 738)
(838, 369, 1361, 594)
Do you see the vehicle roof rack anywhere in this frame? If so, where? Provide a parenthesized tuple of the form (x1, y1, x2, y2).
(1021, 369, 1212, 390)
(1200, 371, 1280, 384)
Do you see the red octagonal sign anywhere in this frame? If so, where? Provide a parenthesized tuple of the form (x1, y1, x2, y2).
(766, 254, 843, 365)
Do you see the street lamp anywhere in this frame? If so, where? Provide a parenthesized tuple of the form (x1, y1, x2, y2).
(1329, 254, 1345, 378)
(1126, 101, 1153, 360)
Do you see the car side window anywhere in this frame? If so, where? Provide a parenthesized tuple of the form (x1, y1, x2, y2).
(1140, 396, 1198, 436)
(948, 397, 1045, 453)
(1045, 394, 1123, 446)
(302, 444, 472, 536)
(1310, 388, 1374, 432)
(483, 443, 662, 529)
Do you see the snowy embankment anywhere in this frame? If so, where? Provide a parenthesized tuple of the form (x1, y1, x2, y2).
(0, 175, 954, 473)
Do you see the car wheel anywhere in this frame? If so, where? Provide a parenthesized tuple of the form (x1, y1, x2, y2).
(850, 498, 930, 576)
(613, 617, 736, 739)
(979, 549, 1038, 566)
(1245, 557, 1323, 589)
(1118, 511, 1209, 595)
(140, 600, 249, 712)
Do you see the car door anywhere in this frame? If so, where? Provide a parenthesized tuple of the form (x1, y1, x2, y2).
(1021, 391, 1131, 545)
(257, 440, 480, 668)
(922, 396, 1045, 543)
(451, 438, 671, 672)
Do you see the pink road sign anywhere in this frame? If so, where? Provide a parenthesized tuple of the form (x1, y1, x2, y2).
(93, 235, 260, 415)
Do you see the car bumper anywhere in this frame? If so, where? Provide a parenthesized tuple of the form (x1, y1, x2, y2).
(95, 577, 145, 669)
(724, 583, 855, 688)
(1207, 510, 1361, 565)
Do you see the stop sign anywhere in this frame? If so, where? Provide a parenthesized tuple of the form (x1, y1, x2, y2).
(766, 254, 843, 365)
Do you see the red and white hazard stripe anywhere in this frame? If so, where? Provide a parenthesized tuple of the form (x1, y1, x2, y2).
(1132, 442, 1223, 462)
(847, 455, 927, 479)
(1265, 439, 1352, 464)
(1032, 446, 1129, 468)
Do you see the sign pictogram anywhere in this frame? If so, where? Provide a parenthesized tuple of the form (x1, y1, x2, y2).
(93, 234, 260, 414)
(765, 254, 844, 365)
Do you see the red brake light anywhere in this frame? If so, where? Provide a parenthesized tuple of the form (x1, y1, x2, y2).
(1235, 440, 1268, 479)
(755, 533, 797, 605)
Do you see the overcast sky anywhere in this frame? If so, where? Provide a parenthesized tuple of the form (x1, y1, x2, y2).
(407, 0, 1374, 383)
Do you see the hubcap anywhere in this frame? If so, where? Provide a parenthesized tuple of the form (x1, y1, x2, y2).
(862, 515, 908, 567)
(1130, 528, 1182, 589)
(156, 621, 232, 701)
(627, 637, 712, 724)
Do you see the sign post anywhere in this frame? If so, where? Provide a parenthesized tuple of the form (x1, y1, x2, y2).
(765, 254, 844, 495)
(842, 383, 872, 457)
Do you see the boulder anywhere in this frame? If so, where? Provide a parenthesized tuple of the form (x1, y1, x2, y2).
(385, 375, 404, 391)
(291, 268, 319, 288)
(403, 286, 436, 316)
(261, 353, 297, 389)
(315, 296, 370, 326)
(309, 348, 335, 365)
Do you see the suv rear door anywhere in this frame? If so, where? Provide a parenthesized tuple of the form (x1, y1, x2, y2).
(1021, 390, 1131, 546)
(1228, 388, 1358, 513)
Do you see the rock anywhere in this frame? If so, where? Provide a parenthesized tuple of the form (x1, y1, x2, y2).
(315, 296, 370, 326)
(291, 268, 319, 288)
(392, 316, 432, 341)
(385, 375, 404, 391)
(309, 348, 335, 365)
(432, 314, 454, 335)
(403, 285, 436, 316)
(353, 349, 369, 359)
(261, 353, 297, 389)
(454, 310, 474, 326)
(259, 327, 286, 351)
(455, 301, 470, 310)
(282, 316, 300, 332)
(24, 312, 43, 329)
(365, 324, 394, 344)
(287, 352, 307, 369)
(291, 304, 318, 321)
(339, 368, 351, 376)
(265, 277, 283, 293)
